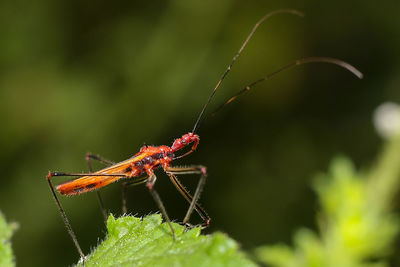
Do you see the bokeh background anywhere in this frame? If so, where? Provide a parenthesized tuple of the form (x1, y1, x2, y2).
(1, 0, 399, 266)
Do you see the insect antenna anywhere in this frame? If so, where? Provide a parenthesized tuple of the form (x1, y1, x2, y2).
(191, 9, 304, 133)
(209, 57, 363, 117)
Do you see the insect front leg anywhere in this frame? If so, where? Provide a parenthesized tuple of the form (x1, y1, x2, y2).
(165, 165, 210, 229)
(85, 153, 115, 222)
(146, 173, 176, 240)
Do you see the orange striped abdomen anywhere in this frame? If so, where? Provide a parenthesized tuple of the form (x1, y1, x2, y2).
(56, 175, 123, 196)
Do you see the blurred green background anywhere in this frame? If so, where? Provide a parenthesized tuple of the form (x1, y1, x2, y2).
(1, 0, 399, 266)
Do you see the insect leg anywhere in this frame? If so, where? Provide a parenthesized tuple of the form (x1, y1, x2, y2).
(165, 165, 210, 228)
(146, 174, 176, 240)
(46, 172, 86, 264)
(85, 153, 115, 222)
(86, 153, 115, 170)
(47, 171, 126, 264)
(121, 177, 148, 214)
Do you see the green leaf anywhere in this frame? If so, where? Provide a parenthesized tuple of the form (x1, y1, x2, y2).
(78, 214, 257, 267)
(255, 153, 400, 267)
(0, 211, 17, 267)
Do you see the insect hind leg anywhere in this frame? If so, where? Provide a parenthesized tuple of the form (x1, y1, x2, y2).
(121, 177, 148, 214)
(46, 172, 86, 264)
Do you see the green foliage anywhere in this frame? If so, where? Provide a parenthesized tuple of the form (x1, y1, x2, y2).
(255, 135, 400, 267)
(78, 214, 257, 267)
(0, 212, 16, 267)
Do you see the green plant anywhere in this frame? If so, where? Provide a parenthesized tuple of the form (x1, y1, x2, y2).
(0, 212, 16, 267)
(255, 134, 400, 267)
(76, 214, 257, 267)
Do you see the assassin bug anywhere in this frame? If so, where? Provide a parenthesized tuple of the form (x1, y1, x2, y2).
(47, 9, 362, 264)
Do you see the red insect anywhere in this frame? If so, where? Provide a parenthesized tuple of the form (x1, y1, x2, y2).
(47, 9, 362, 265)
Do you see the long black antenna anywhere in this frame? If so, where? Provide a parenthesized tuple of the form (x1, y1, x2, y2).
(209, 57, 363, 117)
(191, 9, 304, 133)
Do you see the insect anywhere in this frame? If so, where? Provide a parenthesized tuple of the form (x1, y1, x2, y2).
(47, 9, 362, 265)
